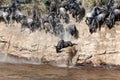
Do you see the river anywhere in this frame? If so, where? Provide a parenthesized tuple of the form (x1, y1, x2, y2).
(0, 63, 120, 80)
(0, 54, 120, 80)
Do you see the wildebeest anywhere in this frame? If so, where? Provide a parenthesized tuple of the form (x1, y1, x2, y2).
(41, 13, 55, 27)
(43, 22, 52, 33)
(85, 6, 103, 24)
(41, 13, 62, 34)
(95, 9, 108, 30)
(0, 9, 9, 23)
(113, 8, 120, 20)
(89, 17, 99, 34)
(70, 2, 85, 22)
(41, 14, 49, 25)
(32, 16, 42, 31)
(85, 13, 94, 27)
(59, 7, 69, 23)
(85, 6, 99, 27)
(55, 40, 76, 53)
(66, 24, 79, 39)
(112, 0, 120, 9)
(10, 9, 24, 23)
(49, 1, 58, 14)
(20, 16, 34, 33)
(41, 13, 53, 32)
(105, 8, 120, 29)
(105, 0, 120, 29)
(65, 0, 85, 22)
(86, 6, 109, 33)
(71, 4, 85, 22)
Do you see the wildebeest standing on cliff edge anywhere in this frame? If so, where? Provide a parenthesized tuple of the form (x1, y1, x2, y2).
(55, 39, 77, 53)
(55, 40, 72, 53)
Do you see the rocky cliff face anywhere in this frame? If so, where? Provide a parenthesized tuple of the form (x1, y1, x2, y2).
(0, 17, 120, 67)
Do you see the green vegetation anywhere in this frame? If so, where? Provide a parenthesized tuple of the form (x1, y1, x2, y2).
(18, 4, 32, 11)
(34, 0, 48, 13)
(0, 0, 10, 5)
(88, 0, 96, 8)
(0, 0, 109, 15)
(83, 0, 108, 8)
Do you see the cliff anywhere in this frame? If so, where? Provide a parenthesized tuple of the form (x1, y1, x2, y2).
(0, 16, 120, 67)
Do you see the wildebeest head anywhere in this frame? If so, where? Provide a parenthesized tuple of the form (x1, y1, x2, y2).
(55, 39, 77, 53)
(105, 18, 114, 29)
(55, 39, 64, 53)
(64, 13, 70, 23)
(20, 15, 26, 22)
(55, 46, 61, 53)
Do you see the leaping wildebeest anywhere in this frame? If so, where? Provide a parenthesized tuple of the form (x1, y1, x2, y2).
(55, 39, 76, 53)
(66, 24, 79, 39)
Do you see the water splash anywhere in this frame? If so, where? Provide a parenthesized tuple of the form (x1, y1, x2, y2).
(0, 53, 41, 64)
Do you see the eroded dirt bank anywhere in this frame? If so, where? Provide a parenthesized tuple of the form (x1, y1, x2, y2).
(0, 16, 120, 67)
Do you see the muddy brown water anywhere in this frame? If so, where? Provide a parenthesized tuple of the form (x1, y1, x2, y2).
(0, 63, 120, 80)
(0, 54, 120, 80)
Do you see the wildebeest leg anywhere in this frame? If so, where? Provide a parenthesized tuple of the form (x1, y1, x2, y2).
(89, 27, 93, 34)
(112, 18, 115, 25)
(29, 24, 33, 34)
(3, 17, 8, 24)
(90, 19, 96, 33)
(79, 12, 84, 23)
(9, 13, 13, 24)
(96, 20, 101, 31)
(56, 8, 59, 18)
(62, 15, 66, 23)
(94, 22, 98, 32)
(109, 21, 113, 29)
(38, 21, 42, 31)
(49, 23, 54, 34)
(45, 28, 48, 33)
(98, 23, 101, 31)
(85, 19, 89, 25)
(76, 15, 77, 22)
(21, 25, 25, 32)
(118, 14, 120, 21)
(21, 28, 25, 32)
(65, 14, 69, 24)
(78, 15, 81, 23)
(60, 14, 62, 19)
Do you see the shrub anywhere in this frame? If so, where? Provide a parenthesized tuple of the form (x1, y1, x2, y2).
(83, 0, 108, 9)
(0, 0, 10, 5)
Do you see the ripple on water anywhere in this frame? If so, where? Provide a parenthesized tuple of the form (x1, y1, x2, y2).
(0, 63, 120, 80)
(0, 54, 120, 80)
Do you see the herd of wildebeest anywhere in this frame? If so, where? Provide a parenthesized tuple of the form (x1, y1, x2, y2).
(0, 0, 120, 54)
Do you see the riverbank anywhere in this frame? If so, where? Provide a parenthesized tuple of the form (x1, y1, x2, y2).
(0, 15, 120, 67)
